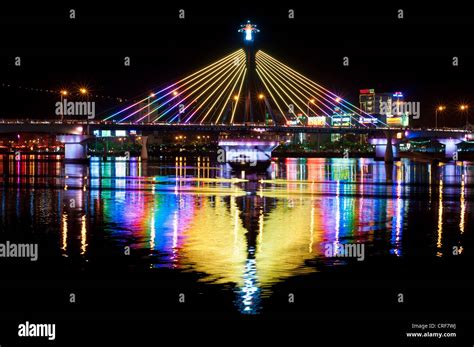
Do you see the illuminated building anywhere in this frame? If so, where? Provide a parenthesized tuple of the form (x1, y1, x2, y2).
(331, 109, 355, 127)
(359, 89, 409, 127)
(307, 116, 327, 127)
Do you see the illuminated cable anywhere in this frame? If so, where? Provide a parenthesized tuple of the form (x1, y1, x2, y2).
(181, 57, 245, 123)
(256, 65, 308, 124)
(256, 68, 288, 123)
(258, 51, 386, 126)
(201, 63, 246, 124)
(156, 53, 245, 123)
(117, 50, 244, 122)
(135, 51, 245, 123)
(257, 56, 333, 122)
(231, 67, 247, 124)
(257, 56, 333, 125)
(215, 64, 247, 124)
(145, 52, 245, 122)
(257, 52, 370, 126)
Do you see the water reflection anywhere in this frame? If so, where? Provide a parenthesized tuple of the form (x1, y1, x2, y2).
(0, 156, 473, 314)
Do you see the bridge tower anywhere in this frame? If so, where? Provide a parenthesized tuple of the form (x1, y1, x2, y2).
(239, 20, 260, 123)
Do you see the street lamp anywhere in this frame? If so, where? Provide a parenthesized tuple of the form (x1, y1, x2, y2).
(460, 104, 469, 129)
(435, 105, 446, 129)
(79, 87, 89, 134)
(172, 91, 183, 122)
(148, 93, 155, 123)
(60, 90, 68, 122)
(231, 95, 238, 118)
(258, 94, 271, 124)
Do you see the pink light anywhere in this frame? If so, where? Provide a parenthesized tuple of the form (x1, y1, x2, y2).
(218, 141, 277, 146)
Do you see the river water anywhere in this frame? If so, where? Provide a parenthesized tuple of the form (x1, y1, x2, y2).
(0, 156, 472, 316)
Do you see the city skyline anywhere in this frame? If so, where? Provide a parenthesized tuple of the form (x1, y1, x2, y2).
(1, 5, 474, 127)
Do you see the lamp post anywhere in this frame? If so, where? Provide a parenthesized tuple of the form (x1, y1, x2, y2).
(231, 95, 238, 121)
(258, 94, 266, 124)
(79, 88, 89, 134)
(435, 105, 445, 129)
(60, 90, 68, 122)
(148, 93, 155, 123)
(460, 104, 469, 129)
(172, 90, 182, 123)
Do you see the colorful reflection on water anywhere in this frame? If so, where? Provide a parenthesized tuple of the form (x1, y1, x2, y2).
(0, 156, 472, 314)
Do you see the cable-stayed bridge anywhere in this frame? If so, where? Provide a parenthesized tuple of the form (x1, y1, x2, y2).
(101, 48, 387, 128)
(1, 21, 472, 163)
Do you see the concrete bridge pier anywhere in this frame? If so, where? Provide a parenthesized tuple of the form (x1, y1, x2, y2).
(57, 135, 94, 162)
(438, 138, 463, 160)
(371, 131, 398, 162)
(141, 136, 148, 161)
(384, 131, 394, 162)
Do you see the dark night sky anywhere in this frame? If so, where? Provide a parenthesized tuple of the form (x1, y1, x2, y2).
(1, 2, 473, 127)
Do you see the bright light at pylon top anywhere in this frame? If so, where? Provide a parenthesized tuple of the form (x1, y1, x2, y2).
(238, 20, 260, 42)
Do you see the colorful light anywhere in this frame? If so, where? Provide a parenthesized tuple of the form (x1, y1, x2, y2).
(239, 20, 259, 42)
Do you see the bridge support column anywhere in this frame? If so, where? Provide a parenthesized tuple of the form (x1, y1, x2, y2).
(370, 132, 398, 162)
(57, 135, 93, 162)
(438, 138, 463, 160)
(384, 131, 394, 162)
(141, 136, 148, 161)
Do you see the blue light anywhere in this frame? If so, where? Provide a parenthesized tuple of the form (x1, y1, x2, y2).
(239, 20, 259, 43)
(245, 29, 252, 41)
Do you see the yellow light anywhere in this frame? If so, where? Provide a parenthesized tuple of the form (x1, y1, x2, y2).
(460, 104, 468, 111)
(437, 106, 445, 111)
(335, 97, 341, 103)
(60, 90, 68, 96)
(233, 95, 238, 101)
(231, 67, 246, 124)
(149, 93, 155, 97)
(310, 99, 315, 104)
(173, 90, 178, 96)
(79, 88, 88, 95)
(198, 62, 245, 124)
(258, 93, 264, 100)
(151, 51, 245, 122)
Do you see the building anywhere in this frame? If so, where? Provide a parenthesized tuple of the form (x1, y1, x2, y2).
(359, 89, 409, 127)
